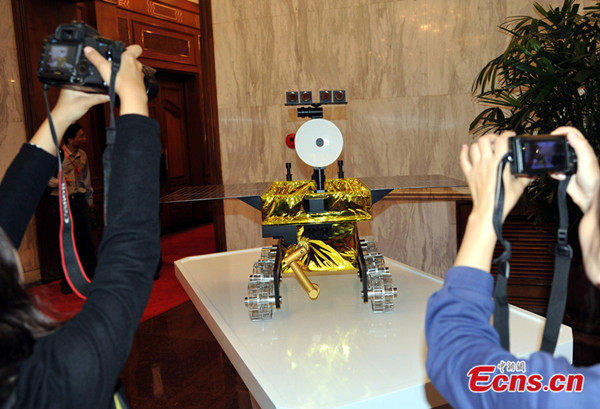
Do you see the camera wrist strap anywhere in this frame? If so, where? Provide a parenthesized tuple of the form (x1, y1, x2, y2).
(492, 155, 512, 351)
(102, 48, 122, 224)
(43, 85, 91, 299)
(492, 157, 572, 354)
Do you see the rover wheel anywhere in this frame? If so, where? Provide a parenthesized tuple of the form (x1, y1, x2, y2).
(368, 272, 397, 313)
(360, 240, 398, 313)
(245, 250, 277, 321)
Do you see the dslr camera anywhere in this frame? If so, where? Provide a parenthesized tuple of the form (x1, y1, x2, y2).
(37, 22, 158, 100)
(508, 134, 577, 176)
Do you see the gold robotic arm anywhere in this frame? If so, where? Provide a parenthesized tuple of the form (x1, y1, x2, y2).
(282, 244, 320, 300)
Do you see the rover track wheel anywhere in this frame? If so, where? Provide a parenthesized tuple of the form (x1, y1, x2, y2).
(360, 241, 398, 313)
(367, 272, 397, 313)
(245, 248, 278, 321)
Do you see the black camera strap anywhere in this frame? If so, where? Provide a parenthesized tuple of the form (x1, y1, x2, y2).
(492, 157, 572, 354)
(540, 175, 572, 353)
(42, 49, 122, 299)
(492, 154, 512, 350)
(102, 42, 124, 222)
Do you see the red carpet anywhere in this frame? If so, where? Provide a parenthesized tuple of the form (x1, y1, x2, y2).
(28, 224, 216, 323)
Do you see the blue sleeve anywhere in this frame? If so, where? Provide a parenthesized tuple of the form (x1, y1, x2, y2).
(425, 266, 600, 408)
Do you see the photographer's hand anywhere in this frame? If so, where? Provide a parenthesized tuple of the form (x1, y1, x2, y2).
(455, 132, 531, 271)
(550, 126, 600, 213)
(549, 127, 600, 286)
(83, 44, 148, 117)
(29, 89, 109, 155)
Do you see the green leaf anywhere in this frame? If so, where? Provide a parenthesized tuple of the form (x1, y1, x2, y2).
(471, 0, 600, 227)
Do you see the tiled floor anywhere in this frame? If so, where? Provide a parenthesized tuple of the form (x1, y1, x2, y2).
(120, 301, 253, 409)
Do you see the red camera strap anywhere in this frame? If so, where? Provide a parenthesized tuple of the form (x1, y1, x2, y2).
(57, 168, 91, 298)
(42, 50, 121, 298)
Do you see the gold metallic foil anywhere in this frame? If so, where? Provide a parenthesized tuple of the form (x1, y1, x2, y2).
(282, 223, 359, 275)
(261, 178, 372, 226)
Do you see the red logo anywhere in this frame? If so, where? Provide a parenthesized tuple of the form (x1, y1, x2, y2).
(467, 363, 584, 393)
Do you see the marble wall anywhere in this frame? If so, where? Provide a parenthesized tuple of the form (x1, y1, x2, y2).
(0, 1, 40, 283)
(2, 1, 597, 282)
(210, 0, 597, 277)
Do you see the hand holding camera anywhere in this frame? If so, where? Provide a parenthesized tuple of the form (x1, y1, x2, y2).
(507, 134, 577, 176)
(31, 23, 157, 154)
(547, 127, 600, 214)
(37, 22, 157, 120)
(460, 132, 532, 224)
(455, 132, 532, 270)
(83, 44, 149, 116)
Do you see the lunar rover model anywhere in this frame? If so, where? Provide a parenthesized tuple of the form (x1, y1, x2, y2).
(242, 117, 400, 321)
(161, 104, 464, 321)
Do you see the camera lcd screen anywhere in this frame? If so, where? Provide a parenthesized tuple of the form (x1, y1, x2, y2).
(43, 44, 78, 74)
(521, 139, 567, 172)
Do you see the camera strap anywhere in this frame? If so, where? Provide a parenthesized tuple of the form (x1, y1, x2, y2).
(42, 50, 122, 299)
(540, 175, 572, 353)
(43, 85, 91, 298)
(492, 154, 512, 350)
(492, 157, 572, 354)
(102, 43, 123, 222)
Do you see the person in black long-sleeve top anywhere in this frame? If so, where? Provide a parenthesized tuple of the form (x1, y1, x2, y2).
(0, 43, 160, 409)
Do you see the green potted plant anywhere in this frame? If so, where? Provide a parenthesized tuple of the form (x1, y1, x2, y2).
(469, 0, 600, 348)
(471, 0, 600, 222)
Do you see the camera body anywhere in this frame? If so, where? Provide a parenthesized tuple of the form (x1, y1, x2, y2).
(508, 134, 577, 175)
(37, 22, 157, 100)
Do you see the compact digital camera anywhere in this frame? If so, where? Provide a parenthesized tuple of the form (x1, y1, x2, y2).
(37, 22, 158, 100)
(508, 134, 577, 176)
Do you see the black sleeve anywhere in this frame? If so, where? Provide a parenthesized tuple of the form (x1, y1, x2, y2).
(16, 115, 162, 409)
(0, 144, 57, 248)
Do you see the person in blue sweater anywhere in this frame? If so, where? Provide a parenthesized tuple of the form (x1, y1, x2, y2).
(0, 43, 160, 408)
(426, 128, 600, 408)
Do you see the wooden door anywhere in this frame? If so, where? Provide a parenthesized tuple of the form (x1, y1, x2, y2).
(13, 0, 226, 257)
(151, 73, 211, 230)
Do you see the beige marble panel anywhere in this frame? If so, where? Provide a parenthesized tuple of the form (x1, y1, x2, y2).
(361, 0, 508, 99)
(213, 0, 374, 23)
(345, 94, 479, 179)
(211, 0, 272, 24)
(362, 200, 457, 278)
(269, 0, 371, 16)
(212, 15, 278, 108)
(279, 5, 369, 102)
(217, 107, 348, 184)
(212, 0, 594, 275)
(508, 0, 597, 17)
(0, 2, 40, 278)
(223, 200, 268, 251)
(0, 0, 26, 175)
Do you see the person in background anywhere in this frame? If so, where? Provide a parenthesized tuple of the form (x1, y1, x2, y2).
(47, 122, 97, 294)
(0, 43, 161, 408)
(425, 128, 600, 407)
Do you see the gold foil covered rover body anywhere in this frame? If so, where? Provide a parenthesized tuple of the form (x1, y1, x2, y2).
(261, 178, 372, 225)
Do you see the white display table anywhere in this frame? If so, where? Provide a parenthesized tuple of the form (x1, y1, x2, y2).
(175, 248, 573, 409)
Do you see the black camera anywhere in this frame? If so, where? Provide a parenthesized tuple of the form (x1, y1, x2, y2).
(508, 134, 577, 175)
(37, 22, 158, 101)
